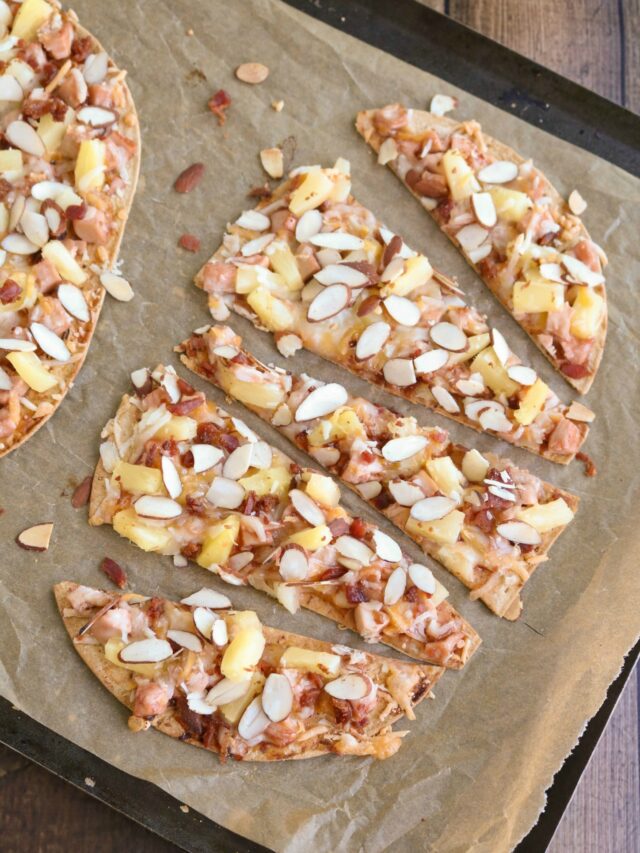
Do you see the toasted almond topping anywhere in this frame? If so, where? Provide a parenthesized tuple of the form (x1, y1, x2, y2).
(324, 674, 371, 701)
(262, 673, 294, 722)
(241, 233, 275, 256)
(57, 283, 90, 322)
(77, 106, 117, 127)
(372, 529, 402, 563)
(383, 357, 416, 387)
(2, 233, 38, 255)
(100, 271, 134, 302)
(487, 484, 516, 502)
(410, 496, 456, 522)
(432, 385, 460, 413)
(279, 546, 309, 581)
(383, 294, 420, 326)
(496, 521, 542, 545)
(0, 337, 35, 352)
(335, 535, 374, 566)
(568, 189, 587, 215)
(467, 243, 492, 264)
(315, 264, 368, 287)
(206, 477, 246, 509)
(295, 383, 348, 421)
(507, 364, 537, 386)
(429, 322, 468, 352)
(477, 160, 518, 184)
(290, 489, 325, 526)
(212, 618, 229, 646)
(309, 232, 363, 251)
(356, 481, 382, 500)
(414, 348, 449, 374)
(295, 209, 323, 243)
(30, 322, 70, 362)
(180, 588, 232, 609)
(260, 147, 284, 179)
(235, 62, 269, 84)
(119, 638, 173, 663)
(561, 254, 604, 287)
(384, 566, 407, 605)
(6, 120, 45, 157)
(161, 456, 182, 499)
(356, 321, 390, 361)
(167, 630, 203, 653)
(566, 401, 595, 423)
(461, 449, 489, 482)
(222, 442, 254, 480)
(490, 328, 510, 366)
(207, 678, 250, 706)
(134, 495, 182, 519)
(238, 696, 271, 740)
(539, 262, 564, 283)
(479, 406, 512, 433)
(16, 522, 54, 551)
(382, 435, 428, 462)
(378, 137, 398, 164)
(235, 209, 270, 231)
(388, 479, 424, 506)
(455, 223, 489, 253)
(408, 563, 436, 594)
(307, 283, 350, 322)
(430, 93, 458, 116)
(471, 191, 497, 228)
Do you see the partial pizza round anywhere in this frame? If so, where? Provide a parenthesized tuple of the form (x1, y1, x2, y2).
(0, 0, 139, 455)
(55, 581, 443, 761)
(356, 105, 606, 394)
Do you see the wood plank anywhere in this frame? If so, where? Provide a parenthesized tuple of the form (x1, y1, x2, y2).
(623, 0, 640, 111)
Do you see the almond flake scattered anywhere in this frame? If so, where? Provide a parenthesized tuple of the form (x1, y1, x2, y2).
(271, 99, 284, 112)
(568, 189, 587, 216)
(16, 522, 54, 551)
(71, 476, 93, 508)
(235, 62, 269, 84)
(100, 271, 134, 302)
(260, 147, 284, 179)
(430, 94, 458, 116)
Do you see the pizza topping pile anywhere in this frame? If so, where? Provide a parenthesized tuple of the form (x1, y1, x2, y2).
(66, 583, 435, 760)
(197, 162, 591, 462)
(0, 0, 138, 452)
(182, 324, 578, 616)
(93, 365, 478, 668)
(363, 105, 606, 389)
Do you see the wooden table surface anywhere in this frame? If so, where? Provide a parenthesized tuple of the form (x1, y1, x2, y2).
(1, 2, 638, 851)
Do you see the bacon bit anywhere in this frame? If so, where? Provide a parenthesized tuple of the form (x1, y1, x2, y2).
(71, 36, 92, 63)
(175, 694, 206, 738)
(331, 697, 352, 725)
(468, 507, 494, 533)
(349, 517, 368, 539)
(174, 163, 205, 194)
(434, 197, 454, 224)
(0, 179, 12, 200)
(316, 566, 348, 582)
(71, 475, 93, 509)
(66, 203, 87, 220)
(404, 585, 419, 602)
(181, 450, 194, 468)
(178, 233, 201, 252)
(177, 377, 196, 396)
(0, 279, 21, 304)
(185, 494, 207, 516)
(22, 95, 67, 120)
(207, 89, 231, 125)
(181, 541, 202, 559)
(168, 394, 205, 415)
(560, 361, 590, 380)
(328, 517, 350, 538)
(577, 451, 597, 477)
(345, 582, 369, 604)
(100, 557, 127, 589)
(247, 183, 272, 199)
(373, 490, 394, 511)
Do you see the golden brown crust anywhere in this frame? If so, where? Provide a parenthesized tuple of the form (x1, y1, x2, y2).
(54, 581, 443, 762)
(355, 107, 606, 395)
(0, 18, 141, 458)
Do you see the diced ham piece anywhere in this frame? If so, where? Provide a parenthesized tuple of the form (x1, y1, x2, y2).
(573, 239, 601, 272)
(57, 67, 88, 108)
(40, 21, 74, 59)
(88, 84, 114, 109)
(105, 131, 137, 165)
(91, 607, 132, 644)
(133, 682, 171, 718)
(270, 209, 296, 233)
(67, 585, 111, 613)
(73, 207, 109, 245)
(547, 419, 583, 455)
(33, 260, 62, 293)
(201, 261, 237, 294)
(294, 245, 320, 282)
(30, 296, 72, 335)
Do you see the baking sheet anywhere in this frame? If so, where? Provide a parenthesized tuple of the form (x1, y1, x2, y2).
(0, 1, 639, 851)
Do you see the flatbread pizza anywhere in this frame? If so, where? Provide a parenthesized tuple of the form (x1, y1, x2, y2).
(194, 161, 592, 464)
(0, 0, 140, 455)
(356, 105, 606, 394)
(89, 365, 480, 668)
(55, 581, 443, 761)
(180, 325, 580, 620)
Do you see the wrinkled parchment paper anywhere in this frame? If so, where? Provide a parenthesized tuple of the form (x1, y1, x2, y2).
(0, 1, 639, 850)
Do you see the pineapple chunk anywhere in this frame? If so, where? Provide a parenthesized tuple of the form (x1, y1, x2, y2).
(226, 610, 262, 634)
(516, 498, 575, 533)
(489, 187, 532, 222)
(327, 172, 351, 203)
(0, 203, 7, 237)
(154, 416, 198, 441)
(238, 465, 291, 498)
(305, 472, 340, 508)
(513, 280, 564, 314)
(104, 638, 159, 678)
(289, 170, 334, 216)
(197, 515, 241, 570)
(461, 448, 490, 483)
(275, 582, 300, 614)
(287, 524, 332, 551)
(6, 351, 57, 392)
(112, 461, 165, 495)
(279, 646, 341, 677)
(436, 542, 479, 585)
(75, 139, 106, 192)
(570, 287, 604, 340)
(267, 241, 304, 290)
(216, 363, 285, 410)
(406, 509, 464, 545)
(447, 333, 491, 366)
(235, 265, 286, 295)
(307, 407, 365, 447)
(219, 671, 265, 723)
(113, 508, 173, 552)
(381, 254, 433, 297)
(431, 578, 450, 608)
(426, 456, 464, 499)
(11, 0, 53, 40)
(471, 347, 519, 396)
(514, 378, 549, 426)
(37, 113, 68, 153)
(221, 627, 265, 682)
(0, 149, 23, 174)
(442, 150, 480, 201)
(246, 286, 294, 332)
(42, 240, 87, 286)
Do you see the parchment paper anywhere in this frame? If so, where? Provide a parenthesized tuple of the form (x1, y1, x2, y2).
(0, 1, 638, 850)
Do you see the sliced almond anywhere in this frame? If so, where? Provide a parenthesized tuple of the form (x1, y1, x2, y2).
(241, 233, 275, 256)
(212, 345, 240, 358)
(100, 271, 134, 302)
(295, 209, 323, 243)
(507, 365, 537, 386)
(180, 588, 232, 609)
(408, 563, 436, 594)
(193, 607, 217, 642)
(76, 106, 117, 127)
(83, 52, 109, 85)
(290, 489, 325, 526)
(0, 75, 23, 101)
(496, 521, 542, 545)
(236, 62, 269, 84)
(2, 233, 38, 255)
(467, 243, 492, 264)
(0, 338, 36, 352)
(57, 283, 90, 322)
(478, 407, 513, 433)
(191, 444, 224, 473)
(238, 696, 270, 740)
(308, 445, 341, 467)
(315, 264, 368, 287)
(471, 192, 497, 228)
(279, 546, 309, 581)
(429, 322, 468, 352)
(6, 120, 45, 157)
(410, 496, 456, 522)
(307, 283, 350, 322)
(378, 137, 398, 164)
(309, 232, 363, 251)
(161, 456, 182, 499)
(432, 385, 460, 413)
(315, 248, 342, 267)
(21, 210, 49, 248)
(455, 223, 489, 253)
(382, 435, 428, 463)
(30, 322, 70, 362)
(566, 401, 596, 423)
(539, 262, 564, 283)
(356, 481, 382, 500)
(324, 674, 370, 701)
(206, 477, 245, 509)
(372, 529, 402, 563)
(464, 399, 504, 422)
(430, 93, 457, 116)
(212, 618, 229, 646)
(383, 294, 420, 327)
(250, 441, 272, 470)
(490, 328, 510, 366)
(383, 358, 416, 387)
(119, 638, 173, 663)
(131, 369, 149, 391)
(167, 630, 203, 653)
(223, 443, 254, 480)
(388, 480, 424, 506)
(477, 161, 518, 184)
(295, 383, 348, 421)
(16, 522, 53, 551)
(384, 566, 407, 606)
(207, 677, 250, 707)
(561, 254, 604, 287)
(0, 367, 12, 391)
(235, 210, 270, 231)
(335, 535, 374, 566)
(356, 321, 390, 361)
(487, 484, 516, 502)
(134, 495, 182, 519)
(380, 256, 405, 283)
(414, 348, 449, 374)
(260, 147, 284, 179)
(262, 673, 294, 722)
(186, 693, 215, 715)
(568, 189, 587, 216)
